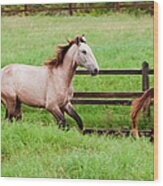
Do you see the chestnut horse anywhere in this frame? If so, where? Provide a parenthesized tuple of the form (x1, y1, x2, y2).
(130, 87, 154, 139)
(1, 35, 99, 130)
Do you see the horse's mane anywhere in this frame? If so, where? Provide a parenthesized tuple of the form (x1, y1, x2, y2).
(44, 35, 86, 67)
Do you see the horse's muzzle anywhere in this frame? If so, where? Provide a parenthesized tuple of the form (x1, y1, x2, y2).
(91, 68, 99, 76)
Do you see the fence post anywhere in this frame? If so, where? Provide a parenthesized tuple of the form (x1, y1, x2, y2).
(68, 3, 73, 16)
(142, 61, 149, 91)
(24, 4, 28, 16)
(142, 61, 150, 116)
(115, 2, 120, 13)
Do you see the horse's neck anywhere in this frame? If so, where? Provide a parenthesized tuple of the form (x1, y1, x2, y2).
(56, 47, 77, 88)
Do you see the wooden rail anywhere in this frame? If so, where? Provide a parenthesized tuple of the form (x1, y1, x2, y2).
(83, 128, 154, 142)
(72, 100, 132, 105)
(2, 3, 154, 16)
(74, 92, 143, 98)
(73, 92, 142, 105)
(71, 62, 154, 110)
(75, 69, 154, 75)
(83, 128, 153, 136)
(72, 99, 154, 105)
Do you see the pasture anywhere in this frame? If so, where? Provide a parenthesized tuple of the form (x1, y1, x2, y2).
(1, 14, 154, 180)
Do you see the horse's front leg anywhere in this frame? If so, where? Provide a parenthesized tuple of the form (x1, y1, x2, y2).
(47, 106, 66, 129)
(64, 102, 83, 131)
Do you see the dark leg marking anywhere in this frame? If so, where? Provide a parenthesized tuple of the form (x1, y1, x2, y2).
(48, 107, 67, 130)
(5, 109, 8, 120)
(14, 97, 22, 120)
(64, 103, 83, 131)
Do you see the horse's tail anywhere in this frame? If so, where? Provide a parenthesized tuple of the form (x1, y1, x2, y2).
(130, 88, 154, 138)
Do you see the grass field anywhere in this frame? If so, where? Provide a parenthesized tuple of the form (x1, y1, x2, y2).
(1, 14, 154, 180)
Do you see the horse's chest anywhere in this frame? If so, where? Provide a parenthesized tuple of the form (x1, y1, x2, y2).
(46, 78, 73, 107)
(57, 90, 72, 107)
(58, 85, 74, 106)
(47, 88, 69, 106)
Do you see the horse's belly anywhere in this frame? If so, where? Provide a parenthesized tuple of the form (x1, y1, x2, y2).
(18, 88, 46, 107)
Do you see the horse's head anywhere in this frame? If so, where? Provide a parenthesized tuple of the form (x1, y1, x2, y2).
(73, 35, 99, 75)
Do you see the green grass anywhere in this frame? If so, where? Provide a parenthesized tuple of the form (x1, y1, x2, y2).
(1, 14, 154, 180)
(2, 123, 153, 180)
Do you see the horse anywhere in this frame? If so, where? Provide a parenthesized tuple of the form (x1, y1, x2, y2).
(130, 87, 154, 139)
(1, 35, 99, 130)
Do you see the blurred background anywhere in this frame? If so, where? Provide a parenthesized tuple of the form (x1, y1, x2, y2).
(1, 2, 154, 16)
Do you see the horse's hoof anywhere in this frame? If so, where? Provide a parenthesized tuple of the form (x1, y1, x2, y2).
(58, 124, 70, 131)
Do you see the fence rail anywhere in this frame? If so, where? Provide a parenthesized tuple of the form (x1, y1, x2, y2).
(72, 100, 132, 105)
(83, 128, 154, 141)
(75, 69, 154, 75)
(2, 3, 154, 16)
(74, 92, 143, 98)
(71, 62, 154, 108)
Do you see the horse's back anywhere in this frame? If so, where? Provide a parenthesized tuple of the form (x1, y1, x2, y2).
(1, 64, 48, 107)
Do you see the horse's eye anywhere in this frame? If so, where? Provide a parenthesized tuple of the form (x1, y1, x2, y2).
(82, 50, 87, 55)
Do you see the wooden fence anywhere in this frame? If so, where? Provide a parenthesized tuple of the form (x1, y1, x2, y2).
(72, 61, 154, 106)
(74, 61, 154, 139)
(2, 3, 154, 16)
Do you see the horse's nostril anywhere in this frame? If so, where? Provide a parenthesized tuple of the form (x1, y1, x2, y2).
(94, 68, 98, 74)
(91, 68, 99, 76)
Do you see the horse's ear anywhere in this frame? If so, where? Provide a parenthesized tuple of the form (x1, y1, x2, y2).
(81, 34, 86, 43)
(75, 37, 80, 46)
(66, 36, 71, 44)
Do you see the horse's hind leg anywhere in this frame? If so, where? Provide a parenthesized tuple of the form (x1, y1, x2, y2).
(5, 99, 16, 121)
(1, 92, 21, 121)
(4, 94, 22, 121)
(5, 109, 8, 120)
(130, 111, 140, 139)
(1, 95, 9, 120)
(14, 97, 22, 120)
